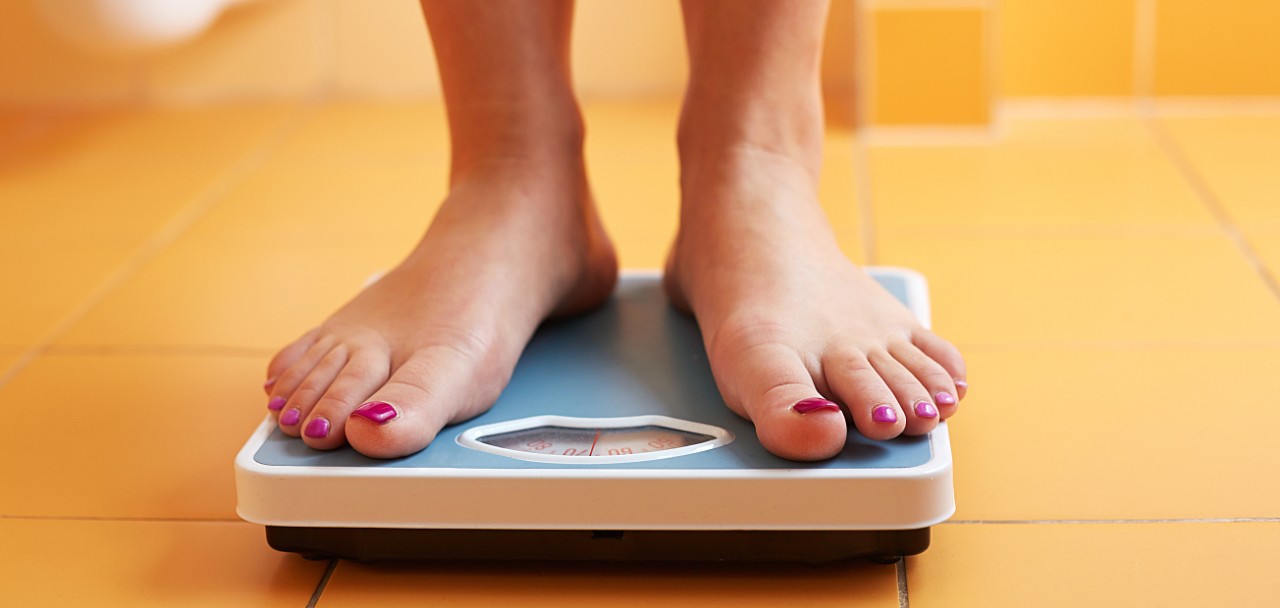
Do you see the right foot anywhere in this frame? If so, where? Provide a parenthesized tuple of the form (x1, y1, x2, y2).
(263, 153, 617, 458)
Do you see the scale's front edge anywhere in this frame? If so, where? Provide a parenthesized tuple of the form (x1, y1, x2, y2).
(236, 417, 953, 532)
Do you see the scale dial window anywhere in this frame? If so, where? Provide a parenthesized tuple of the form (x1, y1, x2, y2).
(457, 415, 734, 464)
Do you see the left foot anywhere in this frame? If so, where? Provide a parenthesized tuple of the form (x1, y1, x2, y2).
(666, 124, 967, 461)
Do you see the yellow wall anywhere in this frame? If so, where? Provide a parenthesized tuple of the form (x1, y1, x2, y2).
(2, 0, 1277, 122)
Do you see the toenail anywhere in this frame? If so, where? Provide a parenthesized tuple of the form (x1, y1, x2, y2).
(280, 408, 301, 426)
(915, 401, 939, 419)
(304, 417, 330, 439)
(792, 398, 841, 415)
(934, 391, 956, 406)
(267, 396, 286, 411)
(954, 380, 969, 390)
(353, 401, 398, 425)
(263, 377, 277, 389)
(872, 405, 898, 424)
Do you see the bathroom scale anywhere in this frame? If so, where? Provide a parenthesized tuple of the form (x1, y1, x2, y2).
(235, 268, 955, 564)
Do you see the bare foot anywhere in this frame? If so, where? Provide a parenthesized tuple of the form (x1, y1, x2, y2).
(263, 153, 616, 458)
(665, 143, 967, 462)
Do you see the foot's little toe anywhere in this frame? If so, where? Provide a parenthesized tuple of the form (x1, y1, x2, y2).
(277, 345, 348, 437)
(264, 329, 319, 395)
(911, 331, 967, 404)
(266, 338, 333, 414)
(264, 327, 320, 394)
(889, 341, 958, 429)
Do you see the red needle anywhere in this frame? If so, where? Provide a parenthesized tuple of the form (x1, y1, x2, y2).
(588, 429, 601, 456)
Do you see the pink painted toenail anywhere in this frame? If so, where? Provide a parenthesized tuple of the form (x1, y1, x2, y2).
(263, 377, 277, 389)
(872, 405, 898, 424)
(954, 380, 969, 390)
(267, 396, 286, 411)
(353, 401, 398, 424)
(792, 398, 841, 414)
(934, 391, 956, 406)
(915, 401, 939, 419)
(304, 417, 330, 439)
(280, 408, 301, 426)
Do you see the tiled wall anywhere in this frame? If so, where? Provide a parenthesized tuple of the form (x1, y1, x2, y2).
(2, 0, 1278, 124)
(1000, 0, 1280, 98)
(860, 1, 992, 126)
(1152, 0, 1280, 96)
(998, 0, 1138, 97)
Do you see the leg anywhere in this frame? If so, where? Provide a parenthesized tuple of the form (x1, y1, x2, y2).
(667, 0, 967, 460)
(264, 0, 617, 458)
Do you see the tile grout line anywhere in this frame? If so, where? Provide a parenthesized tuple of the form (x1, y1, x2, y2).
(1, 514, 242, 523)
(950, 339, 1280, 351)
(852, 135, 879, 265)
(26, 337, 1280, 359)
(852, 0, 875, 134)
(30, 338, 1280, 360)
(0, 105, 313, 392)
(1132, 0, 1158, 98)
(306, 559, 339, 608)
(946, 517, 1280, 525)
(41, 344, 277, 358)
(895, 558, 910, 608)
(1142, 107, 1280, 303)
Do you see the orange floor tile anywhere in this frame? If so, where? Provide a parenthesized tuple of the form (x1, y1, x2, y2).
(1159, 114, 1280, 228)
(868, 118, 1216, 231)
(949, 348, 1280, 520)
(879, 231, 1280, 347)
(0, 105, 294, 348)
(909, 522, 1280, 607)
(1251, 228, 1280, 275)
(3, 101, 1279, 605)
(0, 519, 326, 607)
(0, 355, 269, 519)
(0, 355, 18, 381)
(320, 560, 897, 607)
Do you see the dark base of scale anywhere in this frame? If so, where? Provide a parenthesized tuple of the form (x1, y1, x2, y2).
(266, 526, 930, 565)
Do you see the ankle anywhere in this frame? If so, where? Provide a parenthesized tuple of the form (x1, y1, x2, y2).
(676, 89, 824, 181)
(447, 100, 586, 182)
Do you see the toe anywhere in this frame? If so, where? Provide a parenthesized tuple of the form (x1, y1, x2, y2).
(912, 330, 968, 400)
(299, 349, 391, 450)
(346, 345, 501, 459)
(824, 347, 906, 441)
(266, 337, 334, 422)
(890, 341, 959, 421)
(265, 328, 319, 394)
(716, 341, 847, 461)
(278, 345, 349, 437)
(867, 350, 937, 436)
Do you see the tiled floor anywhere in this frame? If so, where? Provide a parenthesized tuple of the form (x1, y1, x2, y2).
(2, 100, 1278, 606)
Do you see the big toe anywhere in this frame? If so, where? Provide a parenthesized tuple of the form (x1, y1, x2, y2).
(716, 342, 847, 461)
(345, 347, 499, 459)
